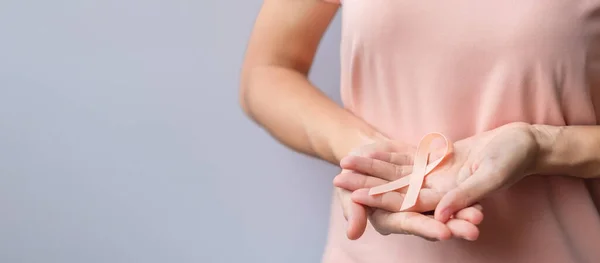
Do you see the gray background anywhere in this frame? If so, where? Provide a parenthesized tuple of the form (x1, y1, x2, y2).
(0, 1, 342, 262)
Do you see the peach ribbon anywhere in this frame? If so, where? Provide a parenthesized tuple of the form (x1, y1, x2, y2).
(368, 133, 453, 211)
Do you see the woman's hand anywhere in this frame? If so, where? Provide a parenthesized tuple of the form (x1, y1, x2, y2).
(432, 122, 539, 222)
(337, 138, 484, 241)
(339, 122, 538, 226)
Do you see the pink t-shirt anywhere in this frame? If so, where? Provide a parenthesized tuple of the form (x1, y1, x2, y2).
(321, 0, 600, 262)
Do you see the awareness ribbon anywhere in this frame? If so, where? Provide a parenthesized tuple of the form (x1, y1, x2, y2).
(368, 133, 453, 211)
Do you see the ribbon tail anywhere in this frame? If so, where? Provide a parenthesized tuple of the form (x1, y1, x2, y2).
(400, 150, 429, 211)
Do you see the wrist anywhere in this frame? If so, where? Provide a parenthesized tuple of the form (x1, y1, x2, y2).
(528, 124, 600, 178)
(528, 124, 564, 176)
(326, 112, 387, 163)
(329, 127, 385, 163)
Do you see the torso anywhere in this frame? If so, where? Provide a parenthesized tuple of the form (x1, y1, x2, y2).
(322, 0, 600, 262)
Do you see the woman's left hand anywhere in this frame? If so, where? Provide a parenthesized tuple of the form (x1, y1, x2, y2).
(337, 122, 541, 224)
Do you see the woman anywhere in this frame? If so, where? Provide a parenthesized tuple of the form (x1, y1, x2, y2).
(239, 0, 600, 262)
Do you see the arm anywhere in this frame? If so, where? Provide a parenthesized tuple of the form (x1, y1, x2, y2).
(531, 125, 600, 179)
(240, 0, 381, 164)
(241, 0, 488, 241)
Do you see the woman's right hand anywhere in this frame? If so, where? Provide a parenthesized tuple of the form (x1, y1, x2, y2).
(338, 139, 484, 241)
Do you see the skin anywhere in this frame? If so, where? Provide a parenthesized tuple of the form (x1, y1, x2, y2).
(335, 122, 600, 227)
(239, 0, 482, 241)
(342, 138, 483, 241)
(343, 138, 483, 241)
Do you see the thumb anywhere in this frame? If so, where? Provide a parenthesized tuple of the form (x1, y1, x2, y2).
(335, 186, 368, 240)
(347, 201, 368, 240)
(434, 165, 503, 223)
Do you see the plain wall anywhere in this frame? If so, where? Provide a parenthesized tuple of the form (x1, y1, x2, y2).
(0, 1, 342, 262)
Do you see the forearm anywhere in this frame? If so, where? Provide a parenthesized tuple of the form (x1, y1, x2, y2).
(241, 66, 382, 164)
(531, 124, 600, 178)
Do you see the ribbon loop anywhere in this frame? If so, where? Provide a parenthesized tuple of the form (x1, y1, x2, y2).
(368, 133, 452, 211)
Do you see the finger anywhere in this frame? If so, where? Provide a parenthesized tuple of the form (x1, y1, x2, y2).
(370, 209, 452, 241)
(340, 155, 411, 181)
(351, 188, 442, 213)
(347, 200, 368, 240)
(335, 187, 368, 240)
(335, 187, 353, 220)
(453, 205, 484, 225)
(366, 151, 414, 166)
(446, 218, 480, 241)
(333, 172, 389, 191)
(353, 188, 484, 225)
(435, 166, 501, 223)
(351, 188, 404, 212)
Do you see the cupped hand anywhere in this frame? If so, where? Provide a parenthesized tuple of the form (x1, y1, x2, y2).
(431, 122, 539, 222)
(337, 137, 484, 241)
(339, 122, 538, 227)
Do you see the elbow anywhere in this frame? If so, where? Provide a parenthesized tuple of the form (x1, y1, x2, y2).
(238, 84, 250, 117)
(238, 67, 255, 119)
